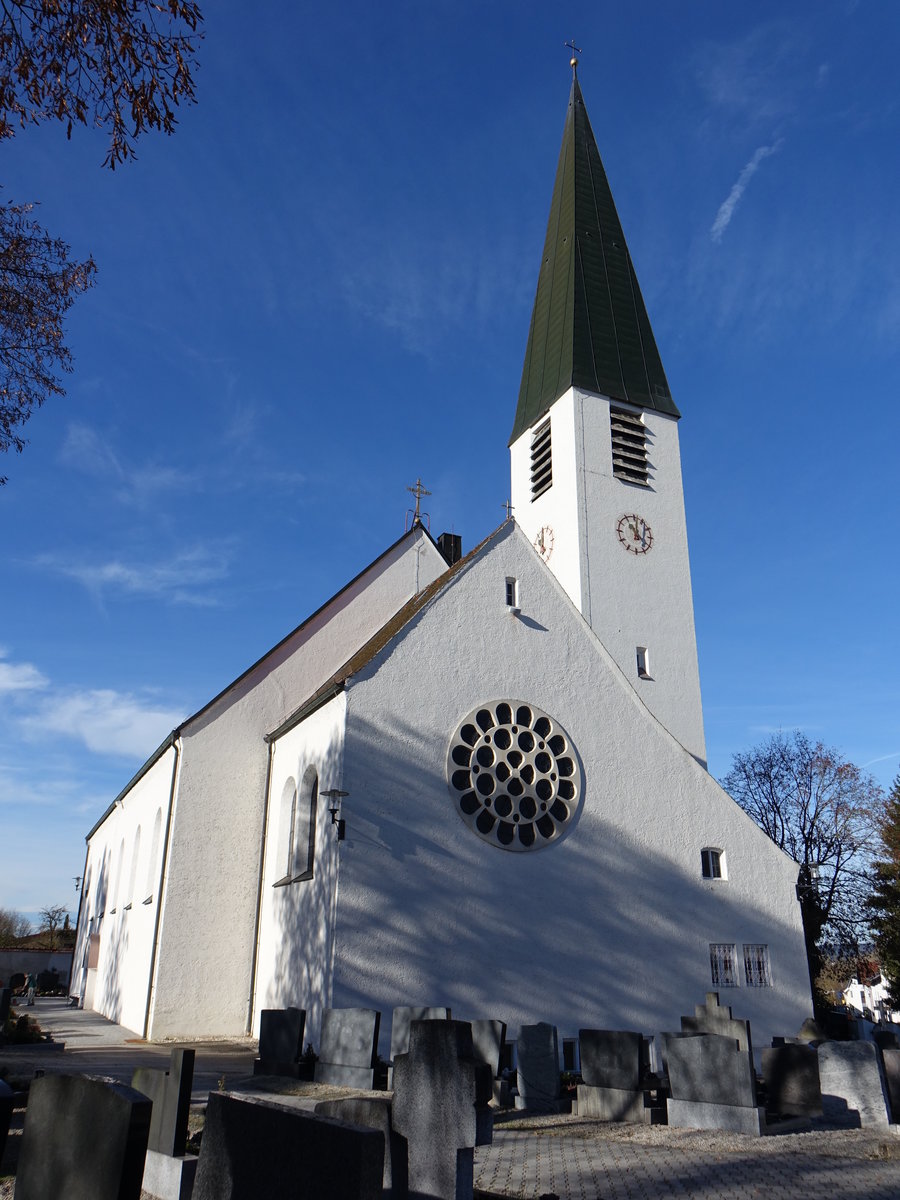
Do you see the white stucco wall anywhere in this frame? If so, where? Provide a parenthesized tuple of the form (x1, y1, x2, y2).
(146, 528, 448, 1038)
(329, 523, 811, 1055)
(75, 745, 175, 1036)
(252, 692, 346, 1045)
(511, 388, 706, 765)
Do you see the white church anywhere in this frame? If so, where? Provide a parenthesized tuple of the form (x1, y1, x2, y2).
(73, 77, 813, 1053)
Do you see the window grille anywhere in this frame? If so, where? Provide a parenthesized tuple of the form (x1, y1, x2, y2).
(709, 943, 738, 987)
(610, 407, 650, 485)
(743, 944, 772, 987)
(530, 419, 552, 499)
(701, 848, 723, 879)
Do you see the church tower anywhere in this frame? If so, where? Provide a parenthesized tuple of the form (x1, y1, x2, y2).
(510, 76, 707, 765)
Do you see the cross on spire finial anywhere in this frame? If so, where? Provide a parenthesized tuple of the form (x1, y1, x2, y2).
(406, 478, 432, 529)
(565, 38, 581, 76)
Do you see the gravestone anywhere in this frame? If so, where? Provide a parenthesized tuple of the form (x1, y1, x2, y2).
(874, 1029, 900, 1052)
(0, 1079, 13, 1165)
(16, 1074, 151, 1200)
(576, 1029, 662, 1123)
(818, 1040, 891, 1128)
(315, 1006, 381, 1089)
(253, 1007, 306, 1076)
(761, 1043, 822, 1117)
(663, 1032, 764, 1135)
(515, 1022, 563, 1113)
(471, 1018, 509, 1105)
(880, 1048, 900, 1122)
(193, 1092, 383, 1200)
(316, 1096, 406, 1198)
(681, 992, 752, 1055)
(387, 1006, 450, 1087)
(132, 1047, 195, 1156)
(392, 1019, 492, 1200)
(797, 1017, 826, 1044)
(0, 986, 10, 1022)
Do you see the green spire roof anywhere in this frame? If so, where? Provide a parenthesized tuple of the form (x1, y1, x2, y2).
(510, 78, 679, 445)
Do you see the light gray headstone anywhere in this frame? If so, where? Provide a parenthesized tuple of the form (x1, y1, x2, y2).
(193, 1092, 383, 1200)
(389, 1006, 451, 1062)
(132, 1047, 195, 1157)
(315, 1006, 381, 1089)
(392, 1019, 492, 1200)
(579, 1029, 644, 1090)
(880, 1047, 900, 1122)
(681, 992, 753, 1056)
(663, 1032, 756, 1108)
(16, 1074, 151, 1200)
(316, 1095, 405, 1196)
(470, 1019, 507, 1076)
(515, 1022, 561, 1113)
(818, 1040, 891, 1128)
(761, 1043, 822, 1117)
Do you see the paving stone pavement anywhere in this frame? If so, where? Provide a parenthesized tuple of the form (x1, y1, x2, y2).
(474, 1125, 900, 1200)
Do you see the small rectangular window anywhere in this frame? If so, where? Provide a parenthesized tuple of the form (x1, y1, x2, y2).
(743, 944, 772, 987)
(506, 577, 518, 608)
(701, 848, 723, 879)
(610, 407, 650, 486)
(709, 943, 738, 988)
(530, 419, 552, 499)
(636, 647, 650, 679)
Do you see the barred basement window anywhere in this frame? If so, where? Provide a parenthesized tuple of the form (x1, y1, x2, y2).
(709, 942, 738, 987)
(743, 944, 772, 987)
(610, 406, 650, 485)
(701, 847, 724, 879)
(530, 419, 552, 499)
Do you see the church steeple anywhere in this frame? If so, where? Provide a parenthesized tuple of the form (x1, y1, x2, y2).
(510, 78, 679, 446)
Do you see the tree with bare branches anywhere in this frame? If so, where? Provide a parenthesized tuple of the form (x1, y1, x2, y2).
(38, 903, 69, 951)
(0, 905, 31, 945)
(721, 731, 883, 994)
(0, 1, 203, 482)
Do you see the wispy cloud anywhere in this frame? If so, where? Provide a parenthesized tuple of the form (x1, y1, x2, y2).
(693, 24, 800, 123)
(60, 423, 200, 507)
(710, 141, 784, 243)
(18, 688, 184, 758)
(34, 545, 232, 607)
(0, 649, 48, 694)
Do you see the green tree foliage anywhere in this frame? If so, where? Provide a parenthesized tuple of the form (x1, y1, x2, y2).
(721, 731, 882, 990)
(868, 772, 900, 1006)
(0, 1, 203, 481)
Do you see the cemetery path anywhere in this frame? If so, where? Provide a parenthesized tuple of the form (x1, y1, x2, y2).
(475, 1120, 900, 1200)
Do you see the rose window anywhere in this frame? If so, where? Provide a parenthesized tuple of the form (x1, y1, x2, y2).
(447, 701, 582, 852)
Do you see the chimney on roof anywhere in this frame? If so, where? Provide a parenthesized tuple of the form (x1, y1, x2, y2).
(437, 532, 462, 566)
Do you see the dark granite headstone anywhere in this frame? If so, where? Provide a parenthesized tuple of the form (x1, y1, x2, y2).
(0, 1079, 13, 1166)
(316, 1096, 407, 1197)
(881, 1047, 900, 1122)
(253, 1007, 306, 1076)
(681, 992, 753, 1056)
(193, 1092, 383, 1200)
(664, 1033, 756, 1107)
(515, 1022, 562, 1113)
(132, 1047, 195, 1156)
(315, 1006, 381, 1089)
(0, 986, 11, 1022)
(579, 1029, 644, 1090)
(392, 1019, 492, 1200)
(389, 1006, 451, 1062)
(761, 1043, 822, 1117)
(874, 1029, 900, 1052)
(16, 1074, 151, 1200)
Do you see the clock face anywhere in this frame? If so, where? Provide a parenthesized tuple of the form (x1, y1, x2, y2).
(534, 525, 555, 560)
(617, 513, 653, 554)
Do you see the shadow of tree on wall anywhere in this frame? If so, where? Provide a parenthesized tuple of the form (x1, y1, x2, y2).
(262, 707, 812, 1057)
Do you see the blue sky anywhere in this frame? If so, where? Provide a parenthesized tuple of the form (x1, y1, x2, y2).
(2, 1, 898, 922)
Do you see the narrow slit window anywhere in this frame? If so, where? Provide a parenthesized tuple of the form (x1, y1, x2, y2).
(701, 847, 724, 879)
(709, 943, 738, 988)
(530, 419, 552, 500)
(743, 944, 772, 987)
(505, 577, 518, 608)
(636, 647, 650, 679)
(610, 407, 650, 486)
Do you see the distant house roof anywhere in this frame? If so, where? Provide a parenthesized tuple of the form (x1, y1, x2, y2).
(511, 77, 678, 445)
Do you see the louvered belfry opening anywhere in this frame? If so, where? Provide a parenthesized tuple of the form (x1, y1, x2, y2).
(610, 406, 650, 486)
(530, 418, 552, 499)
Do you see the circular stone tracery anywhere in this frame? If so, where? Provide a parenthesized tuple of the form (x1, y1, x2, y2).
(447, 701, 582, 852)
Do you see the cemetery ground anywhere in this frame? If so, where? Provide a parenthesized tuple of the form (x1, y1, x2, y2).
(2, 1000, 900, 1199)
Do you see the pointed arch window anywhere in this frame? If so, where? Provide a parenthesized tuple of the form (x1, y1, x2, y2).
(274, 770, 318, 887)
